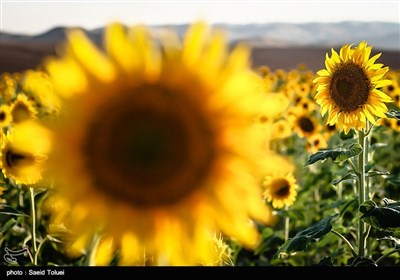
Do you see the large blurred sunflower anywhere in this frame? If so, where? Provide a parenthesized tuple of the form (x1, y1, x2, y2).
(313, 41, 392, 134)
(45, 22, 276, 265)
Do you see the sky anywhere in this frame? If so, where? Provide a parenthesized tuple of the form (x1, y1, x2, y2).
(1, 0, 399, 35)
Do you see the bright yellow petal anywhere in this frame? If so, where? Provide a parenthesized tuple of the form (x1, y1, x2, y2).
(67, 29, 116, 82)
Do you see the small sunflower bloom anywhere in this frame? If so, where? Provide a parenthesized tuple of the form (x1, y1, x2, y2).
(10, 94, 38, 123)
(21, 70, 61, 114)
(270, 119, 293, 140)
(0, 73, 19, 103)
(288, 111, 320, 139)
(313, 41, 392, 134)
(0, 120, 51, 185)
(263, 173, 299, 209)
(306, 133, 328, 154)
(0, 105, 12, 128)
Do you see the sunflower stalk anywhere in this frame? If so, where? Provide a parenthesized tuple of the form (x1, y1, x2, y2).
(29, 187, 38, 259)
(330, 229, 357, 258)
(357, 129, 369, 257)
(375, 248, 400, 265)
(34, 237, 48, 266)
(284, 205, 290, 242)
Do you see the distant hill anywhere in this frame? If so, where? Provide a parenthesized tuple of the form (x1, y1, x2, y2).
(1, 21, 399, 73)
(2, 21, 399, 50)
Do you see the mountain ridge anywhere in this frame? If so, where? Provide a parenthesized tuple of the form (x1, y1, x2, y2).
(1, 21, 399, 73)
(1, 21, 399, 50)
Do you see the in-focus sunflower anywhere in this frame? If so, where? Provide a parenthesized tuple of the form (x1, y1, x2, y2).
(0, 120, 51, 185)
(45, 22, 277, 265)
(313, 41, 392, 134)
(263, 172, 299, 209)
(10, 94, 38, 123)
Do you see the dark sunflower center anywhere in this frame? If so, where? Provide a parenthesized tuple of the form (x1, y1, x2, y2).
(273, 178, 290, 198)
(12, 103, 31, 123)
(0, 112, 5, 121)
(326, 124, 336, 132)
(329, 63, 371, 113)
(83, 85, 216, 207)
(298, 116, 315, 133)
(5, 149, 34, 168)
(383, 119, 391, 127)
(259, 116, 270, 123)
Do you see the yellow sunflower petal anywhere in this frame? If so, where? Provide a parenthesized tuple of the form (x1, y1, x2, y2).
(67, 29, 116, 82)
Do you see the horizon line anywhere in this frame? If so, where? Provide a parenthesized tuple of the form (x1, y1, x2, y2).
(1, 19, 399, 36)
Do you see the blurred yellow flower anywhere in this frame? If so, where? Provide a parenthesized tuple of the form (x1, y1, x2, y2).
(45, 22, 275, 265)
(263, 172, 299, 209)
(271, 119, 292, 140)
(289, 111, 320, 139)
(313, 41, 392, 134)
(306, 133, 328, 154)
(0, 105, 12, 128)
(10, 94, 37, 123)
(0, 120, 51, 185)
(0, 73, 20, 103)
(21, 70, 61, 115)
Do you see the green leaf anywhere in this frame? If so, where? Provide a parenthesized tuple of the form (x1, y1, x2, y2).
(0, 204, 28, 217)
(387, 177, 400, 186)
(338, 198, 358, 217)
(382, 198, 400, 207)
(385, 109, 400, 120)
(377, 236, 400, 248)
(0, 218, 17, 233)
(277, 214, 339, 255)
(281, 208, 304, 220)
(311, 256, 333, 267)
(332, 173, 357, 185)
(350, 257, 377, 267)
(370, 143, 388, 149)
(306, 143, 362, 165)
(360, 200, 400, 232)
(339, 129, 356, 140)
(367, 170, 390, 177)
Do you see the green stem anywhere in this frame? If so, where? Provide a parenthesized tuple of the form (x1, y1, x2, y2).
(284, 205, 290, 242)
(346, 158, 359, 176)
(364, 122, 371, 200)
(330, 229, 357, 258)
(357, 129, 368, 257)
(314, 183, 320, 213)
(34, 237, 48, 266)
(375, 248, 400, 265)
(337, 182, 343, 200)
(29, 188, 38, 256)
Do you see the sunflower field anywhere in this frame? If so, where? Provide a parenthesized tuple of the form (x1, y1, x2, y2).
(0, 22, 399, 268)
